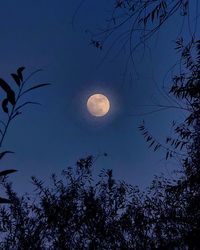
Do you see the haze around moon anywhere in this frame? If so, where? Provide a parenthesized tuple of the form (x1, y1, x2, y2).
(87, 94, 110, 117)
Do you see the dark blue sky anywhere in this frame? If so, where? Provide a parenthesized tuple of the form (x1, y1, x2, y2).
(0, 1, 198, 194)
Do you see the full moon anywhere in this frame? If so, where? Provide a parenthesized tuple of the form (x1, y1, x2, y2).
(87, 94, 110, 117)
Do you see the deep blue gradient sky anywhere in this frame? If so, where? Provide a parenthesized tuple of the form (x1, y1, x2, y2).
(0, 1, 199, 194)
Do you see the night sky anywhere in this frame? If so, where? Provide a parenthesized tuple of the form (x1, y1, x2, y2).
(0, 1, 197, 194)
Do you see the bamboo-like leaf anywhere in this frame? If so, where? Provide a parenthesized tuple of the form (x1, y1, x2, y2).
(0, 151, 14, 159)
(0, 169, 17, 177)
(151, 8, 156, 22)
(146, 136, 152, 142)
(17, 67, 25, 81)
(11, 73, 20, 86)
(0, 78, 15, 105)
(149, 140, 155, 148)
(21, 83, 50, 95)
(166, 151, 169, 160)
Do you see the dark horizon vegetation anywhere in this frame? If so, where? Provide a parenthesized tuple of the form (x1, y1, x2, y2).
(0, 0, 199, 249)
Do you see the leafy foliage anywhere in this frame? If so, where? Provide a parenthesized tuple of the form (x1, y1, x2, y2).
(0, 150, 198, 248)
(0, 2, 199, 247)
(0, 155, 161, 249)
(0, 38, 199, 248)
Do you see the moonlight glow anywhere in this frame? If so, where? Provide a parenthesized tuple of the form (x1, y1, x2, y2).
(87, 94, 110, 117)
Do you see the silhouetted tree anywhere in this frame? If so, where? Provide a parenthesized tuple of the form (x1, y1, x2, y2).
(139, 37, 200, 248)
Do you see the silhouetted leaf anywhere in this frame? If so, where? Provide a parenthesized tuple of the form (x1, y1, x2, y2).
(17, 67, 25, 81)
(2, 98, 9, 113)
(149, 140, 155, 148)
(154, 144, 161, 151)
(146, 136, 152, 142)
(22, 83, 50, 95)
(0, 78, 15, 105)
(0, 151, 14, 159)
(11, 73, 20, 86)
(151, 8, 156, 22)
(0, 169, 17, 177)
